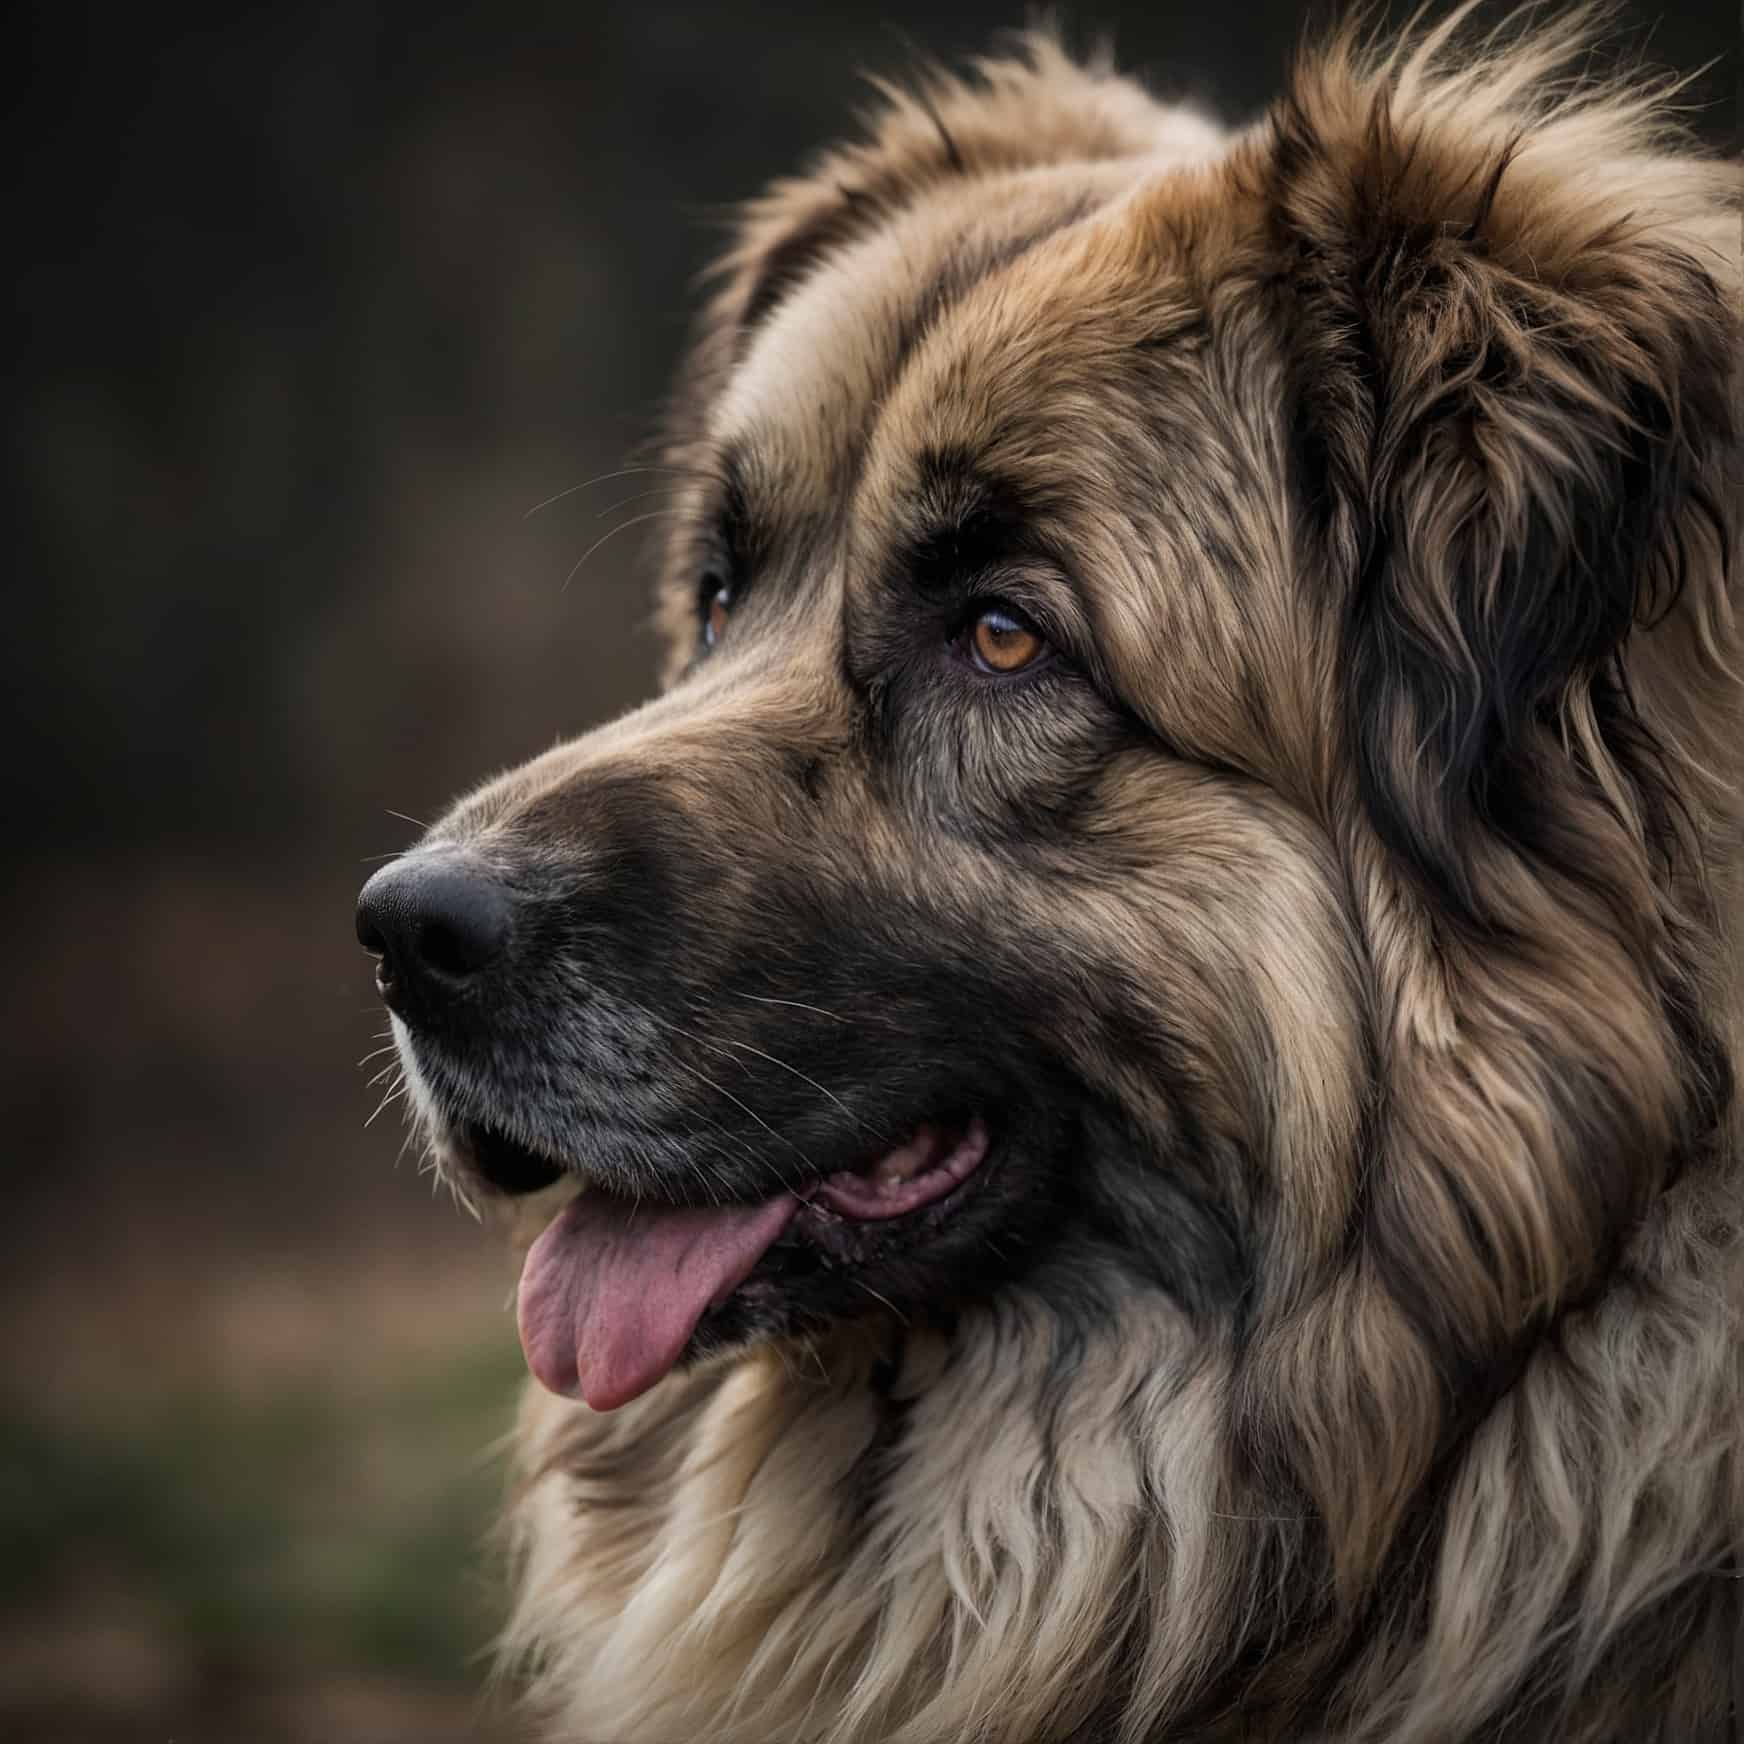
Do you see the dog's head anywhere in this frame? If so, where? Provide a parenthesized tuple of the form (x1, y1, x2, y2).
(360, 16, 1737, 1583)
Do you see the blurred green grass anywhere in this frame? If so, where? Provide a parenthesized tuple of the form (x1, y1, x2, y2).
(0, 1331, 530, 1740)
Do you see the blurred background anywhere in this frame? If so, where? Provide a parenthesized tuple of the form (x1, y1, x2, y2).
(3, 2, 1730, 1739)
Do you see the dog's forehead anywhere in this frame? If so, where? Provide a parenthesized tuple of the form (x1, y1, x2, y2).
(711, 127, 1231, 537)
(712, 164, 1124, 508)
(701, 139, 1314, 775)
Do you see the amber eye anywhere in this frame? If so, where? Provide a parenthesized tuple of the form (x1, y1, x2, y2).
(703, 581, 733, 649)
(967, 605, 1046, 675)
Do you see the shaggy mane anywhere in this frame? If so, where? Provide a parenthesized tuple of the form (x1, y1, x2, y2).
(487, 9, 1742, 1742)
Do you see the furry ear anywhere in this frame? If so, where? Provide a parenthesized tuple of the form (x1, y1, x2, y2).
(1271, 8, 1738, 922)
(1241, 7, 1739, 1599)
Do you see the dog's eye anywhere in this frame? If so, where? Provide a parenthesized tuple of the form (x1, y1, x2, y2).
(702, 577, 734, 649)
(965, 604, 1047, 675)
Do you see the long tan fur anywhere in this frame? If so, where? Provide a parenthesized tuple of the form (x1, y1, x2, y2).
(465, 10, 1744, 1741)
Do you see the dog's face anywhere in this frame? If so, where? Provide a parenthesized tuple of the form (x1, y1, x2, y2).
(360, 81, 1353, 1411)
(359, 27, 1735, 1558)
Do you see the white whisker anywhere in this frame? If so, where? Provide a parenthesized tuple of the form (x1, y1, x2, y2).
(521, 464, 698, 521)
(595, 484, 685, 519)
(727, 991, 856, 1024)
(610, 989, 817, 1180)
(364, 1078, 407, 1128)
(674, 1019, 891, 1146)
(853, 1279, 909, 1326)
(561, 509, 686, 591)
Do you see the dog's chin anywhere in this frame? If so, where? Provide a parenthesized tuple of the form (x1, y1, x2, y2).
(442, 1109, 1003, 1410)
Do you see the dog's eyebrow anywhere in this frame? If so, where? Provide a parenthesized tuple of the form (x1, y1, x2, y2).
(895, 447, 1048, 593)
(711, 443, 764, 576)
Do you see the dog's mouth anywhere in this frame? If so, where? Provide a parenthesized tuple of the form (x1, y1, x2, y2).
(470, 1116, 992, 1411)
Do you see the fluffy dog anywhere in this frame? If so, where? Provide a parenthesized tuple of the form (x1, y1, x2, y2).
(357, 8, 1743, 1740)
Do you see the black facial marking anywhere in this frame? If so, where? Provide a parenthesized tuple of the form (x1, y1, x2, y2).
(849, 446, 1075, 696)
(898, 447, 1052, 596)
(402, 759, 1257, 1353)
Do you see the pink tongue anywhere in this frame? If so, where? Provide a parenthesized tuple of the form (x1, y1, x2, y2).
(516, 1190, 798, 1410)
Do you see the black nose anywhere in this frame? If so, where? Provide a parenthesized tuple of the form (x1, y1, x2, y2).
(356, 853, 512, 1018)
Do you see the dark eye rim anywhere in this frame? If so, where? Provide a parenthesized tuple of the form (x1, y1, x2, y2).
(952, 598, 1058, 680)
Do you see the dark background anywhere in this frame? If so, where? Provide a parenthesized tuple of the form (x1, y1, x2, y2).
(3, 3, 1732, 1738)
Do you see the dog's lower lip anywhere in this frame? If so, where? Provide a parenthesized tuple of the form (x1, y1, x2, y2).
(803, 1118, 991, 1221)
(458, 1112, 993, 1223)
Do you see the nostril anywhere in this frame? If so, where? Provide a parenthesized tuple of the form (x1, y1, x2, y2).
(419, 917, 484, 978)
(414, 871, 511, 978)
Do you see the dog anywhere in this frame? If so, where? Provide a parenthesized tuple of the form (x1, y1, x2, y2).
(356, 8, 1743, 1740)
